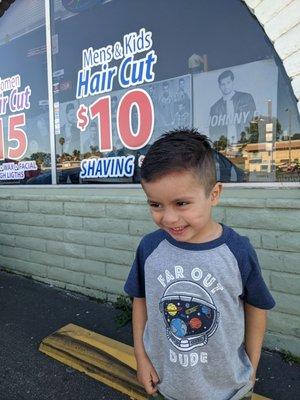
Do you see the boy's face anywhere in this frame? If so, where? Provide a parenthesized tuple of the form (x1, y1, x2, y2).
(142, 170, 222, 243)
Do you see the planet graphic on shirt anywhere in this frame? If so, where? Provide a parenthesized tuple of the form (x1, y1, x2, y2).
(189, 317, 202, 330)
(166, 303, 179, 316)
(170, 318, 187, 338)
(201, 305, 211, 318)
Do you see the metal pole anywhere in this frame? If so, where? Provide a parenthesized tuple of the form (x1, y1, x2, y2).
(45, 0, 57, 184)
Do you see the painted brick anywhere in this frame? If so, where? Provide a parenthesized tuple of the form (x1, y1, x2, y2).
(270, 271, 300, 295)
(233, 227, 261, 248)
(0, 233, 15, 246)
(34, 276, 66, 289)
(47, 241, 85, 258)
(283, 49, 300, 78)
(64, 203, 105, 217)
(226, 208, 300, 231)
(255, 0, 294, 25)
(106, 204, 149, 220)
(261, 231, 300, 252)
(30, 250, 64, 268)
(272, 291, 300, 316)
(104, 234, 140, 251)
(265, 199, 300, 209)
(0, 200, 28, 212)
(274, 22, 300, 60)
(243, 0, 263, 12)
(212, 207, 226, 223)
(85, 274, 126, 295)
(129, 220, 156, 236)
(264, 0, 300, 41)
(84, 218, 128, 234)
(257, 249, 299, 274)
(64, 283, 107, 301)
(0, 211, 15, 224)
(29, 226, 64, 241)
(64, 229, 105, 247)
(0, 244, 31, 261)
(44, 215, 83, 229)
(0, 223, 29, 236)
(47, 266, 85, 286)
(220, 198, 266, 208)
(106, 263, 131, 281)
(29, 201, 63, 215)
(17, 213, 46, 226)
(264, 332, 300, 357)
(64, 257, 105, 276)
(86, 246, 133, 265)
(268, 311, 300, 337)
(261, 269, 271, 287)
(0, 255, 47, 277)
(291, 75, 300, 100)
(15, 236, 46, 252)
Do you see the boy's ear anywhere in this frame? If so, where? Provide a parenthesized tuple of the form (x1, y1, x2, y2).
(210, 182, 222, 205)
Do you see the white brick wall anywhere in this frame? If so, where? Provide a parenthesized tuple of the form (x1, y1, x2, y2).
(243, 0, 300, 110)
(0, 187, 299, 356)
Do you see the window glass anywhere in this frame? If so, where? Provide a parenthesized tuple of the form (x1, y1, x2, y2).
(50, 0, 300, 184)
(0, 1, 51, 185)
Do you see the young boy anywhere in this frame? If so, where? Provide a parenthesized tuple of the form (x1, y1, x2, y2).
(124, 129, 275, 400)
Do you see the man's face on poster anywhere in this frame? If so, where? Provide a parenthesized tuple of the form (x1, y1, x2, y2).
(219, 76, 234, 96)
(163, 83, 169, 96)
(66, 108, 76, 124)
(149, 85, 154, 96)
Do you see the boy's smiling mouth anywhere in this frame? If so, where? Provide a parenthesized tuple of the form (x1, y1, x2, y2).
(167, 226, 188, 235)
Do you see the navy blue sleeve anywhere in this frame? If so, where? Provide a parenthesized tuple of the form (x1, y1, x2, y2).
(124, 230, 166, 298)
(226, 230, 275, 310)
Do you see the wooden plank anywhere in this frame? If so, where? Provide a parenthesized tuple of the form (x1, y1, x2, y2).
(252, 395, 271, 400)
(39, 324, 271, 400)
(39, 323, 146, 399)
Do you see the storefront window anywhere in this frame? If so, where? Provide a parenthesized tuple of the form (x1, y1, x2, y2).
(0, 1, 51, 185)
(1, 0, 299, 185)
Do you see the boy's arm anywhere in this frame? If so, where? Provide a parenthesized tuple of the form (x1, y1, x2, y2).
(244, 302, 267, 385)
(132, 297, 159, 395)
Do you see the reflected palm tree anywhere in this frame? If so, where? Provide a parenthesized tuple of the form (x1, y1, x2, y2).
(59, 137, 65, 155)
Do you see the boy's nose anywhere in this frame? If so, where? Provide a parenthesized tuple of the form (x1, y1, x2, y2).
(161, 209, 180, 225)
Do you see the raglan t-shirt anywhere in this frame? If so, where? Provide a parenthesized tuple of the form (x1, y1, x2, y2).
(124, 225, 275, 400)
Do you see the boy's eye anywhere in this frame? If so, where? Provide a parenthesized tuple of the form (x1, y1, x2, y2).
(149, 202, 161, 208)
(177, 201, 188, 206)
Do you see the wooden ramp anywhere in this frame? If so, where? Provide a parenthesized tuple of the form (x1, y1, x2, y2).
(39, 324, 270, 400)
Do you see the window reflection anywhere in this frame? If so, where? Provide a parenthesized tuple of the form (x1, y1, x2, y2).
(0, 1, 51, 185)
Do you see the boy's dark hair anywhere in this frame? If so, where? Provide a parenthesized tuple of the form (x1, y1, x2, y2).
(141, 129, 217, 195)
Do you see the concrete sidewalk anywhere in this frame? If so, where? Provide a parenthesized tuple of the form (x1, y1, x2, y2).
(0, 269, 299, 400)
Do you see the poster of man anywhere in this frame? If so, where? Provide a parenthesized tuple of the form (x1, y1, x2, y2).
(56, 101, 81, 155)
(193, 59, 278, 145)
(145, 74, 192, 142)
(209, 69, 256, 144)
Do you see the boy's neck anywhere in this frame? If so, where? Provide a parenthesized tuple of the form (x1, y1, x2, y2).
(186, 220, 223, 244)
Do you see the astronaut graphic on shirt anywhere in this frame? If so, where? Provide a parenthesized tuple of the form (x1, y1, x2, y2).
(159, 280, 219, 352)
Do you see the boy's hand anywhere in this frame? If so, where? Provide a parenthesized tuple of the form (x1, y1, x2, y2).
(136, 354, 160, 395)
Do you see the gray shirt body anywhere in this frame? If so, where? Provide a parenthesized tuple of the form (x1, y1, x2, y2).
(124, 225, 275, 400)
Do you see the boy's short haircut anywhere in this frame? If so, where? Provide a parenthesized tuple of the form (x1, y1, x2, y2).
(141, 128, 217, 195)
